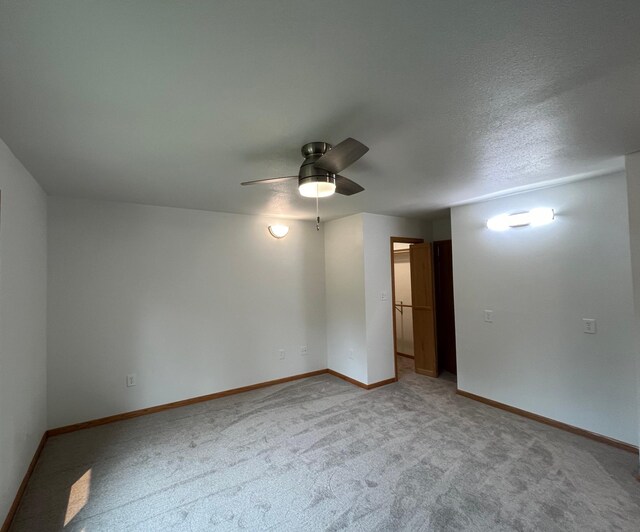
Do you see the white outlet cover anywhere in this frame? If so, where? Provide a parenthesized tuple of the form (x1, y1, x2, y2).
(583, 318, 597, 334)
(300, 346, 308, 356)
(126, 373, 137, 387)
(278, 349, 286, 360)
(484, 310, 493, 323)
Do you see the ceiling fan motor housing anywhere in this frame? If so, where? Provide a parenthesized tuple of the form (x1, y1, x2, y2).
(299, 142, 336, 188)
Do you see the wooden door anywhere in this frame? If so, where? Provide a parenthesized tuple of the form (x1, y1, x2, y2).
(410, 243, 438, 377)
(433, 240, 457, 374)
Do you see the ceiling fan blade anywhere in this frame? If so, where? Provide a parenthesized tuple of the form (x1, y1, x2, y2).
(335, 175, 364, 196)
(241, 176, 298, 186)
(315, 138, 369, 174)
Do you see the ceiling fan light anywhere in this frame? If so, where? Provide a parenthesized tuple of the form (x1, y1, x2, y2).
(299, 181, 336, 198)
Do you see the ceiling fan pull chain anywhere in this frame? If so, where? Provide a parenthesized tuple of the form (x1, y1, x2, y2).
(316, 194, 320, 231)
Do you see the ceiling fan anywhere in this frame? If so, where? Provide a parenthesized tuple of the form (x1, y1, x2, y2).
(241, 137, 369, 199)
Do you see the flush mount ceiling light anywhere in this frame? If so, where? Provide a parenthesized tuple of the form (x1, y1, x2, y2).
(298, 173, 336, 198)
(487, 208, 555, 231)
(268, 224, 289, 239)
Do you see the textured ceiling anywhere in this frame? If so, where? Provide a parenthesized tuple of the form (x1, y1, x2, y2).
(1, 1, 640, 221)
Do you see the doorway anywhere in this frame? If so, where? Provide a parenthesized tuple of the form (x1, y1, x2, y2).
(390, 237, 423, 380)
(433, 240, 457, 375)
(390, 237, 457, 381)
(392, 241, 416, 368)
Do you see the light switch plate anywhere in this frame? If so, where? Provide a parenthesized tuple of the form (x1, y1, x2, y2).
(583, 318, 596, 334)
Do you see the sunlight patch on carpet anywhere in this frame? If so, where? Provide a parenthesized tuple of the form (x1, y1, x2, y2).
(64, 468, 92, 526)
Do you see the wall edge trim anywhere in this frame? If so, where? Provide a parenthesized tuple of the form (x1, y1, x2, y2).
(4, 368, 396, 529)
(48, 369, 328, 437)
(48, 369, 397, 437)
(456, 389, 639, 455)
(1, 432, 48, 532)
(327, 369, 397, 389)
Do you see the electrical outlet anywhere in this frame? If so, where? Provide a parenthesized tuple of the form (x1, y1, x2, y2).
(380, 291, 388, 301)
(483, 310, 493, 323)
(583, 318, 597, 334)
(300, 346, 308, 356)
(278, 349, 286, 360)
(126, 373, 137, 387)
(348, 349, 354, 360)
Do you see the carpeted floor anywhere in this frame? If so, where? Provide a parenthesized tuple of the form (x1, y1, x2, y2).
(10, 357, 640, 531)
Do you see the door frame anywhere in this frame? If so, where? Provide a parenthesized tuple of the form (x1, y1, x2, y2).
(390, 236, 424, 381)
(432, 239, 457, 375)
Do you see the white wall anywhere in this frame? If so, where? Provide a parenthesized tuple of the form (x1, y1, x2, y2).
(47, 197, 327, 428)
(325, 213, 430, 384)
(624, 153, 640, 454)
(362, 214, 431, 384)
(452, 173, 638, 445)
(324, 214, 367, 383)
(0, 140, 47, 520)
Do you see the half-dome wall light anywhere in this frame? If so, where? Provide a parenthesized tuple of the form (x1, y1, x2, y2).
(268, 224, 290, 239)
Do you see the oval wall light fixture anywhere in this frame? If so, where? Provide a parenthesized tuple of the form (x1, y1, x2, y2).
(487, 208, 555, 231)
(268, 224, 290, 239)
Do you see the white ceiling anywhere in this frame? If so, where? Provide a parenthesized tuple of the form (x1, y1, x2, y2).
(1, 1, 640, 221)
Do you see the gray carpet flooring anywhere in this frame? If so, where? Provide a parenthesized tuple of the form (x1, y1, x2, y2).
(10, 357, 640, 531)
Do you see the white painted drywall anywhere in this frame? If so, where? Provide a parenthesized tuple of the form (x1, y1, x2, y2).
(624, 152, 640, 455)
(324, 214, 367, 383)
(325, 213, 430, 385)
(47, 197, 326, 428)
(0, 140, 47, 520)
(452, 173, 638, 445)
(362, 214, 431, 384)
